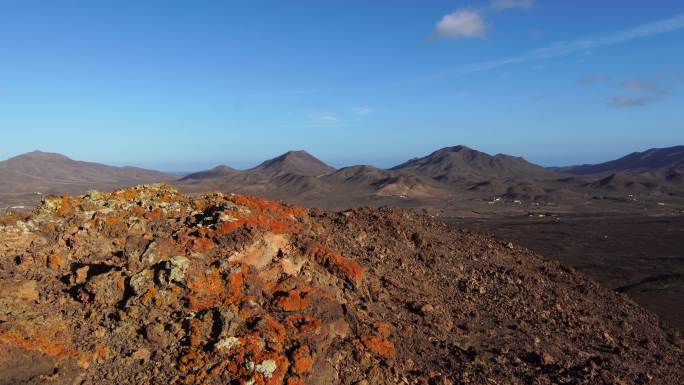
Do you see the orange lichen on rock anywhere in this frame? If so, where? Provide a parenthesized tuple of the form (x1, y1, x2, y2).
(47, 251, 67, 270)
(213, 195, 306, 236)
(261, 315, 287, 347)
(1, 186, 394, 384)
(144, 207, 164, 220)
(55, 193, 75, 216)
(361, 335, 395, 358)
(227, 269, 245, 297)
(139, 287, 159, 306)
(0, 325, 78, 360)
(286, 378, 307, 385)
(186, 269, 229, 312)
(330, 253, 364, 286)
(308, 243, 365, 286)
(91, 343, 111, 362)
(284, 315, 322, 336)
(111, 189, 139, 201)
(97, 213, 129, 235)
(291, 345, 316, 374)
(275, 288, 312, 312)
(214, 219, 242, 235)
(188, 237, 216, 253)
(188, 318, 203, 349)
(177, 350, 212, 385)
(374, 321, 392, 337)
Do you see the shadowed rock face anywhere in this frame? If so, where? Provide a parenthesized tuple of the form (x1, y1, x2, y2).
(0, 184, 682, 384)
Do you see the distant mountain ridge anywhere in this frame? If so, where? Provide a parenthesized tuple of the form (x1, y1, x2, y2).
(174, 144, 684, 212)
(181, 165, 237, 181)
(0, 151, 176, 183)
(391, 145, 555, 180)
(0, 151, 178, 195)
(560, 146, 684, 175)
(3, 145, 683, 213)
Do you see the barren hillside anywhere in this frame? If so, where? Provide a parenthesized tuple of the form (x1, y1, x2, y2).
(0, 185, 681, 384)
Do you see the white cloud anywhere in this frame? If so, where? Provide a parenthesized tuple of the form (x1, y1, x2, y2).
(491, 0, 533, 11)
(310, 113, 340, 125)
(434, 9, 486, 39)
(352, 107, 372, 115)
(423, 13, 684, 80)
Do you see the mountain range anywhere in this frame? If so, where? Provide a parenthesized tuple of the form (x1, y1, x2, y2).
(559, 146, 684, 175)
(0, 151, 177, 206)
(174, 145, 684, 215)
(1, 146, 683, 215)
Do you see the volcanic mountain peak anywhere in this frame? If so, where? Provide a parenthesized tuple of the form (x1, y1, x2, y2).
(562, 145, 684, 175)
(181, 165, 237, 181)
(0, 150, 177, 190)
(7, 150, 72, 162)
(329, 165, 388, 179)
(391, 145, 551, 179)
(252, 150, 336, 176)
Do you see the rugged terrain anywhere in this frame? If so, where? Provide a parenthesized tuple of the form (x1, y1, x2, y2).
(1, 184, 682, 385)
(453, 214, 684, 332)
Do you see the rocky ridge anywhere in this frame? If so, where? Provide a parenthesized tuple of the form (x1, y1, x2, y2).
(0, 184, 682, 385)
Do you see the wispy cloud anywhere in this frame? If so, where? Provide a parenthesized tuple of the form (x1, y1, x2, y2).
(579, 72, 677, 108)
(611, 96, 656, 108)
(310, 113, 340, 125)
(619, 78, 672, 94)
(613, 76, 674, 107)
(352, 107, 372, 115)
(280, 112, 343, 129)
(426, 13, 684, 80)
(433, 9, 486, 39)
(491, 0, 533, 11)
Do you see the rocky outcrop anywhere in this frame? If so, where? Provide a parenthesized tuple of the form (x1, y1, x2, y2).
(0, 184, 681, 384)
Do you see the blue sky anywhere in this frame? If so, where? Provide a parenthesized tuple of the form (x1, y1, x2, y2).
(1, 0, 683, 171)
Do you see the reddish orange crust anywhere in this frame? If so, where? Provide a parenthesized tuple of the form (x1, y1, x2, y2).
(361, 335, 396, 358)
(0, 325, 78, 360)
(291, 345, 316, 374)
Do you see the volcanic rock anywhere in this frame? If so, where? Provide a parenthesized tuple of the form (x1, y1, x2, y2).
(0, 184, 681, 384)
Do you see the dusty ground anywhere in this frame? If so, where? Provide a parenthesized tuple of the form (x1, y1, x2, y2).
(451, 214, 684, 332)
(0, 185, 682, 384)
